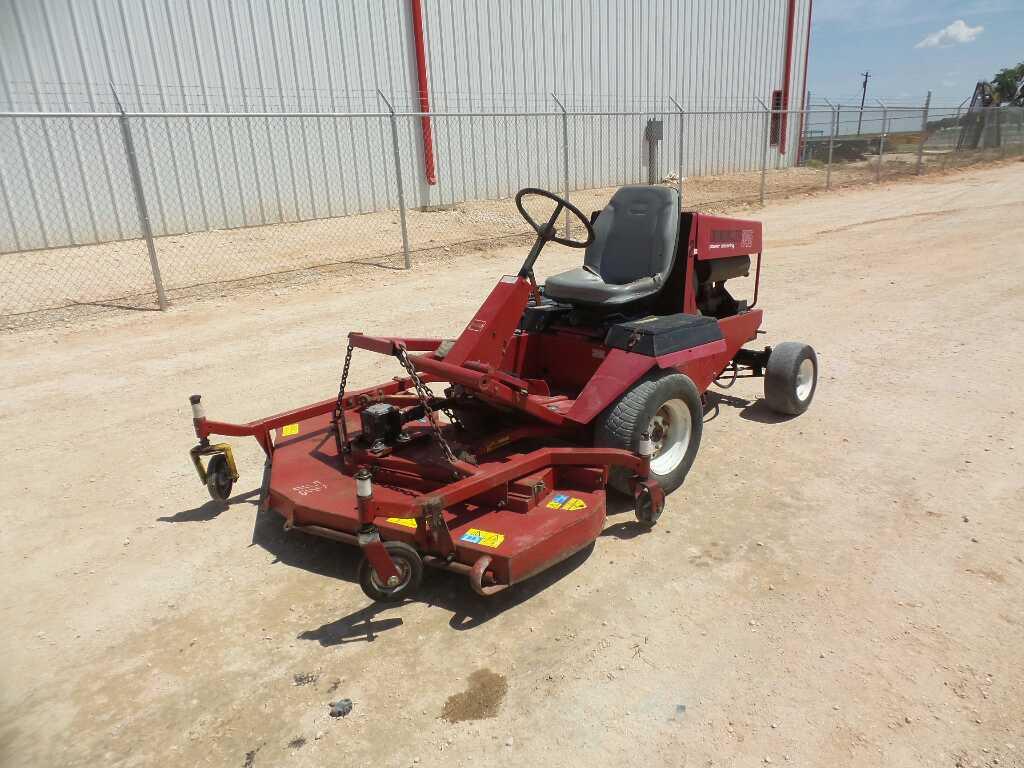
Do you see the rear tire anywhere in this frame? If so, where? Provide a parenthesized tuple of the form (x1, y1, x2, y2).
(595, 371, 703, 496)
(764, 342, 818, 415)
(357, 541, 423, 603)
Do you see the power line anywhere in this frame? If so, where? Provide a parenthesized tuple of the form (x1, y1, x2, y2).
(857, 71, 871, 134)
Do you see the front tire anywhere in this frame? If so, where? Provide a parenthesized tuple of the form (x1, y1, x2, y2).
(764, 342, 818, 415)
(357, 541, 423, 603)
(595, 371, 703, 495)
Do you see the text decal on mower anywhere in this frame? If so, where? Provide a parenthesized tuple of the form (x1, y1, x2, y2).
(460, 528, 505, 548)
(708, 228, 754, 251)
(292, 480, 326, 496)
(696, 216, 762, 257)
(546, 494, 587, 511)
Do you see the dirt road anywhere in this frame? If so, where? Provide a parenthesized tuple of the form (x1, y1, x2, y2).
(2, 162, 1022, 768)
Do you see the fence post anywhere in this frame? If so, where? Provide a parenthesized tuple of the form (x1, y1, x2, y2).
(756, 97, 770, 206)
(378, 90, 412, 270)
(822, 98, 837, 190)
(916, 91, 931, 175)
(117, 108, 168, 310)
(668, 96, 685, 204)
(551, 93, 572, 239)
(999, 106, 1006, 159)
(874, 98, 887, 182)
(800, 91, 810, 166)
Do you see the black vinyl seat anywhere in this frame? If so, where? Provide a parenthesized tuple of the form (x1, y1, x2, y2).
(544, 185, 680, 307)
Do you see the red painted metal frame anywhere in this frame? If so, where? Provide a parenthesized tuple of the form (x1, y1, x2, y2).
(693, 214, 763, 259)
(194, 212, 766, 454)
(194, 375, 431, 456)
(690, 213, 764, 310)
(358, 446, 649, 524)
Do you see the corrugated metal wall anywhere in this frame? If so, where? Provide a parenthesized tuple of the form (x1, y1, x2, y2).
(0, 0, 812, 251)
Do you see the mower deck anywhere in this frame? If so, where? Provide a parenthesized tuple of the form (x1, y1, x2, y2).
(268, 412, 608, 587)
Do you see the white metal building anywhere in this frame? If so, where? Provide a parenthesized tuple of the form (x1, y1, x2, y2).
(0, 0, 813, 251)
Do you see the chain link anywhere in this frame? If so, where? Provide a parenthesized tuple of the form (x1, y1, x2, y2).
(394, 346, 459, 466)
(331, 340, 462, 466)
(332, 342, 354, 453)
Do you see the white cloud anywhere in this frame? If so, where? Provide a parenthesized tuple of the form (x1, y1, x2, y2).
(915, 19, 984, 48)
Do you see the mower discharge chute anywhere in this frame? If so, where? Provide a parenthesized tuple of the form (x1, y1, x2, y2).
(187, 186, 817, 602)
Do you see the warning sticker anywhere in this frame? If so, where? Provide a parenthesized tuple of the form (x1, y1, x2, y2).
(460, 528, 505, 548)
(546, 494, 587, 510)
(386, 517, 418, 529)
(281, 423, 300, 437)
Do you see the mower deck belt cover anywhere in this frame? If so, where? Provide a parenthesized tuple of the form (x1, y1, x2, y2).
(604, 313, 723, 356)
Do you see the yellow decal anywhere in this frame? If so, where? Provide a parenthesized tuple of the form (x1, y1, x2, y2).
(460, 528, 505, 548)
(386, 517, 418, 529)
(281, 423, 300, 437)
(546, 494, 587, 510)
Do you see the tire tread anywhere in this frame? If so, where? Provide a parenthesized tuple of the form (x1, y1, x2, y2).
(764, 341, 817, 415)
(595, 370, 702, 495)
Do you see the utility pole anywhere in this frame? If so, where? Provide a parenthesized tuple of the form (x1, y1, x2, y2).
(857, 71, 871, 134)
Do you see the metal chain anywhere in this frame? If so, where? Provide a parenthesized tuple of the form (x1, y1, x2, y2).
(332, 342, 354, 453)
(394, 346, 459, 465)
(440, 399, 465, 431)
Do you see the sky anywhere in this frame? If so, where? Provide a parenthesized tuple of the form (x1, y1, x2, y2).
(807, 0, 1024, 107)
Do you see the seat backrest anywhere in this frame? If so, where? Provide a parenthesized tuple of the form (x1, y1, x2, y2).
(583, 186, 680, 286)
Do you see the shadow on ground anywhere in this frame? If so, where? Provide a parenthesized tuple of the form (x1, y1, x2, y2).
(158, 487, 261, 523)
(158, 447, 651, 643)
(235, 489, 645, 642)
(600, 492, 654, 540)
(704, 390, 794, 425)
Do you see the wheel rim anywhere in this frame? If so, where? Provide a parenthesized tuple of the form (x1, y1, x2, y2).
(647, 399, 692, 476)
(795, 358, 815, 401)
(369, 558, 411, 593)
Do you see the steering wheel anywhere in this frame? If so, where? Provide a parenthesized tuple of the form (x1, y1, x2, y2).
(514, 188, 595, 282)
(515, 188, 595, 249)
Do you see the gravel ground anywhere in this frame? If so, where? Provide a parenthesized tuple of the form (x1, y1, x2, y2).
(1, 161, 1022, 768)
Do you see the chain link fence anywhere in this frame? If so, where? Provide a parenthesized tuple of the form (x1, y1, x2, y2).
(3, 102, 1021, 328)
(798, 102, 1024, 190)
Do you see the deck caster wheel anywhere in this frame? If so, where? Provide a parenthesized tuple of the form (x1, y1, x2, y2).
(357, 541, 423, 603)
(205, 453, 234, 502)
(764, 342, 818, 415)
(634, 484, 664, 527)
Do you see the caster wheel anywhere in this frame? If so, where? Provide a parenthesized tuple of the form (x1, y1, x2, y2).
(358, 541, 423, 603)
(205, 453, 234, 502)
(634, 485, 664, 528)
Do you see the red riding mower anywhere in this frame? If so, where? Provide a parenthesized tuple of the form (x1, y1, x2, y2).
(188, 186, 817, 602)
